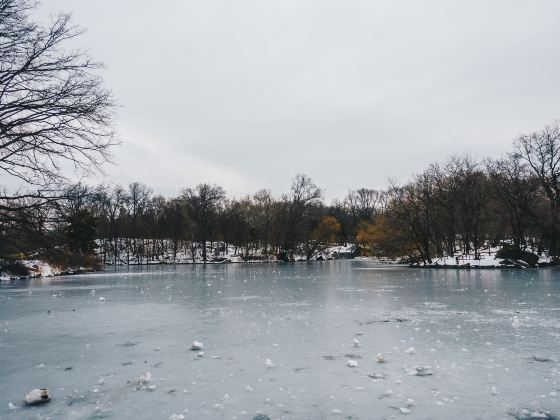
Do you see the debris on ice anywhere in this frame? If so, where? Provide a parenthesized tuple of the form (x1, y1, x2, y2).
(347, 359, 358, 368)
(24, 389, 51, 405)
(406, 366, 433, 376)
(191, 341, 204, 351)
(138, 372, 152, 385)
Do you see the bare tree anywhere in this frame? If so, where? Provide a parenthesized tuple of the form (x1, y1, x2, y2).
(181, 184, 225, 263)
(444, 156, 486, 258)
(0, 0, 116, 188)
(125, 182, 152, 263)
(344, 188, 380, 220)
(486, 154, 538, 250)
(343, 188, 381, 240)
(280, 174, 323, 253)
(388, 182, 431, 263)
(515, 121, 560, 254)
(253, 189, 274, 255)
(515, 122, 560, 205)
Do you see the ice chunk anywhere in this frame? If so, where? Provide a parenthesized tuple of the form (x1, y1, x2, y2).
(136, 372, 156, 391)
(24, 388, 50, 405)
(138, 372, 152, 385)
(376, 353, 385, 363)
(346, 359, 358, 368)
(191, 341, 204, 351)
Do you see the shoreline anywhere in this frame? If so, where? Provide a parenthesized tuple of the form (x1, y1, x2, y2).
(0, 267, 98, 282)
(1, 257, 401, 281)
(3, 258, 558, 281)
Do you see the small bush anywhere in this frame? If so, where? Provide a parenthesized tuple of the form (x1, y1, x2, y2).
(40, 248, 102, 271)
(0, 261, 30, 277)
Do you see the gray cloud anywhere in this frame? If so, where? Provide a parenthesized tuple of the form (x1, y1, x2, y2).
(38, 0, 560, 200)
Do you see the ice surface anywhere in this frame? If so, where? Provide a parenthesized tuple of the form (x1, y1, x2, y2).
(0, 262, 560, 418)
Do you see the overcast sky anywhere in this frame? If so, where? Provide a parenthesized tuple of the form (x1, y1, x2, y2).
(38, 0, 560, 201)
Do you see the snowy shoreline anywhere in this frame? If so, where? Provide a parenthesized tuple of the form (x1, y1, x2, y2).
(0, 254, 363, 281)
(3, 258, 556, 283)
(410, 263, 556, 270)
(2, 243, 556, 281)
(0, 259, 98, 282)
(410, 246, 554, 270)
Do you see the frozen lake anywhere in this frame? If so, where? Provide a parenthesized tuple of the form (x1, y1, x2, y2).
(1, 261, 559, 419)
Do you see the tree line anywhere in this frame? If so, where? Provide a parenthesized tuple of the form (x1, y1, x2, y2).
(2, 174, 360, 264)
(3, 120, 560, 266)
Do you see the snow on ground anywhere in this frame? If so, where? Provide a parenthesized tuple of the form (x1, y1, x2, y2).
(427, 245, 550, 268)
(98, 240, 358, 266)
(0, 260, 90, 282)
(0, 242, 359, 280)
(0, 260, 55, 281)
(2, 240, 553, 281)
(21, 260, 59, 277)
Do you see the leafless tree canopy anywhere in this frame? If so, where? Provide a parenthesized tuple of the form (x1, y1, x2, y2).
(0, 0, 116, 187)
(344, 188, 381, 220)
(515, 121, 560, 206)
(181, 184, 226, 262)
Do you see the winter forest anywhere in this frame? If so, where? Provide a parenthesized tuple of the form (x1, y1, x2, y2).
(4, 123, 560, 270)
